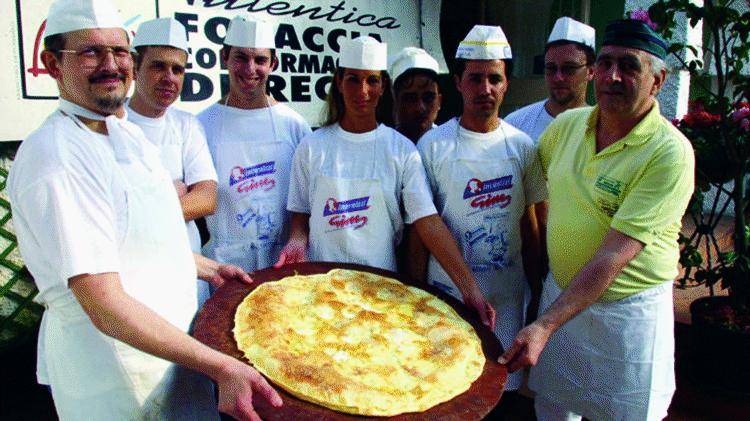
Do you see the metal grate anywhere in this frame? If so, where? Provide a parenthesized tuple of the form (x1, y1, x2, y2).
(0, 163, 44, 349)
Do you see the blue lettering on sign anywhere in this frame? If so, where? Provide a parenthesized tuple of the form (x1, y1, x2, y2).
(229, 161, 276, 186)
(463, 175, 513, 199)
(323, 196, 370, 216)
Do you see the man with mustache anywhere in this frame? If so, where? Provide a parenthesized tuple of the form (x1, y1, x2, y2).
(198, 15, 311, 275)
(416, 25, 547, 406)
(7, 1, 282, 419)
(500, 19, 695, 421)
(127, 18, 218, 306)
(505, 17, 595, 142)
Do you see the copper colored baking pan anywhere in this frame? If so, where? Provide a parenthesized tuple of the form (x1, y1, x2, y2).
(192, 261, 507, 420)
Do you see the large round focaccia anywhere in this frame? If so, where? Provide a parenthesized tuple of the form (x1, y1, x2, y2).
(233, 269, 485, 416)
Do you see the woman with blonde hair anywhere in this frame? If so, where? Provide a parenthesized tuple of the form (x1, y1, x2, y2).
(275, 36, 495, 327)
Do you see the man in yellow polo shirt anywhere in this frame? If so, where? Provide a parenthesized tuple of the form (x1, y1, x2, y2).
(499, 19, 694, 421)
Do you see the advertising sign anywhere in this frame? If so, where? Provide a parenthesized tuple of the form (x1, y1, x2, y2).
(0, 0, 446, 141)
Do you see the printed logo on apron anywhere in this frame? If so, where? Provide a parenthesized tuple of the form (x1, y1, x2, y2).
(462, 175, 514, 214)
(229, 161, 277, 193)
(323, 196, 371, 231)
(460, 175, 514, 271)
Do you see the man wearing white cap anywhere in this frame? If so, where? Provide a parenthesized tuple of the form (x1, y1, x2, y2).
(389, 47, 443, 143)
(127, 17, 218, 306)
(388, 47, 442, 280)
(198, 15, 311, 275)
(505, 17, 595, 142)
(277, 36, 496, 328)
(416, 25, 547, 396)
(500, 19, 694, 421)
(7, 1, 282, 419)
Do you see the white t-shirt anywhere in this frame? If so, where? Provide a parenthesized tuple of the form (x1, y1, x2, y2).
(126, 103, 217, 186)
(418, 118, 548, 213)
(504, 100, 555, 143)
(287, 124, 437, 235)
(8, 111, 152, 303)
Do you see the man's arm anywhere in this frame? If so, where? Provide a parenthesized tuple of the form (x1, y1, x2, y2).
(520, 204, 543, 322)
(534, 200, 549, 274)
(70, 273, 282, 420)
(193, 253, 252, 289)
(177, 180, 217, 222)
(499, 228, 644, 372)
(274, 212, 310, 267)
(405, 225, 429, 283)
(413, 214, 496, 329)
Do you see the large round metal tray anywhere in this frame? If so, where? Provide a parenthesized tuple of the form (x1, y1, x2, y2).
(192, 261, 507, 420)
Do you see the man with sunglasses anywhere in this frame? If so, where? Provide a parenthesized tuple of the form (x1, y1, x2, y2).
(500, 19, 694, 421)
(506, 17, 595, 142)
(7, 1, 282, 419)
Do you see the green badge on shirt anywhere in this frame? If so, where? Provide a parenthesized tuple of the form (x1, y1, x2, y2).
(595, 175, 624, 217)
(595, 175, 623, 197)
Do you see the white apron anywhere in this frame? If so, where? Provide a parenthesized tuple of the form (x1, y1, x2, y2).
(426, 148, 528, 390)
(41, 112, 217, 420)
(154, 113, 203, 253)
(140, 111, 209, 305)
(308, 136, 396, 271)
(203, 103, 292, 273)
(528, 274, 675, 421)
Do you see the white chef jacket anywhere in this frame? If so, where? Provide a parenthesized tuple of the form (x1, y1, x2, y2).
(505, 100, 555, 143)
(9, 112, 129, 306)
(126, 103, 218, 252)
(287, 123, 438, 245)
(7, 110, 215, 419)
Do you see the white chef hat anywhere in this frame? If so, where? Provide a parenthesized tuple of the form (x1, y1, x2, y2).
(339, 36, 387, 71)
(456, 25, 512, 60)
(44, 0, 125, 38)
(389, 47, 440, 85)
(132, 18, 189, 53)
(224, 15, 276, 49)
(547, 17, 596, 49)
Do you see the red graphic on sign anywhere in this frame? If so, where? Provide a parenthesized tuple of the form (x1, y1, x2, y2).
(236, 177, 276, 193)
(470, 193, 512, 209)
(27, 20, 49, 77)
(328, 214, 368, 230)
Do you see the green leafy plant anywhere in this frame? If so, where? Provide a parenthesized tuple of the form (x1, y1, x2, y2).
(646, 0, 750, 329)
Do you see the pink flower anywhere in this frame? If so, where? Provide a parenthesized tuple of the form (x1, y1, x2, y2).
(630, 9, 658, 30)
(731, 107, 750, 122)
(741, 118, 750, 132)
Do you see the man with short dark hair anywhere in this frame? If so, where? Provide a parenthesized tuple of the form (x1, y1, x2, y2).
(389, 47, 443, 143)
(500, 19, 695, 421)
(506, 17, 595, 142)
(417, 24, 547, 395)
(126, 18, 218, 306)
(389, 47, 443, 280)
(8, 1, 282, 419)
(198, 15, 311, 274)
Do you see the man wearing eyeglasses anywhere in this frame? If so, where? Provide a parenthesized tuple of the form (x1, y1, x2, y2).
(7, 1, 282, 419)
(500, 19, 694, 421)
(505, 17, 595, 142)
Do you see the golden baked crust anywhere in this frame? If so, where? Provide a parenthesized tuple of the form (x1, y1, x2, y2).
(233, 269, 485, 416)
